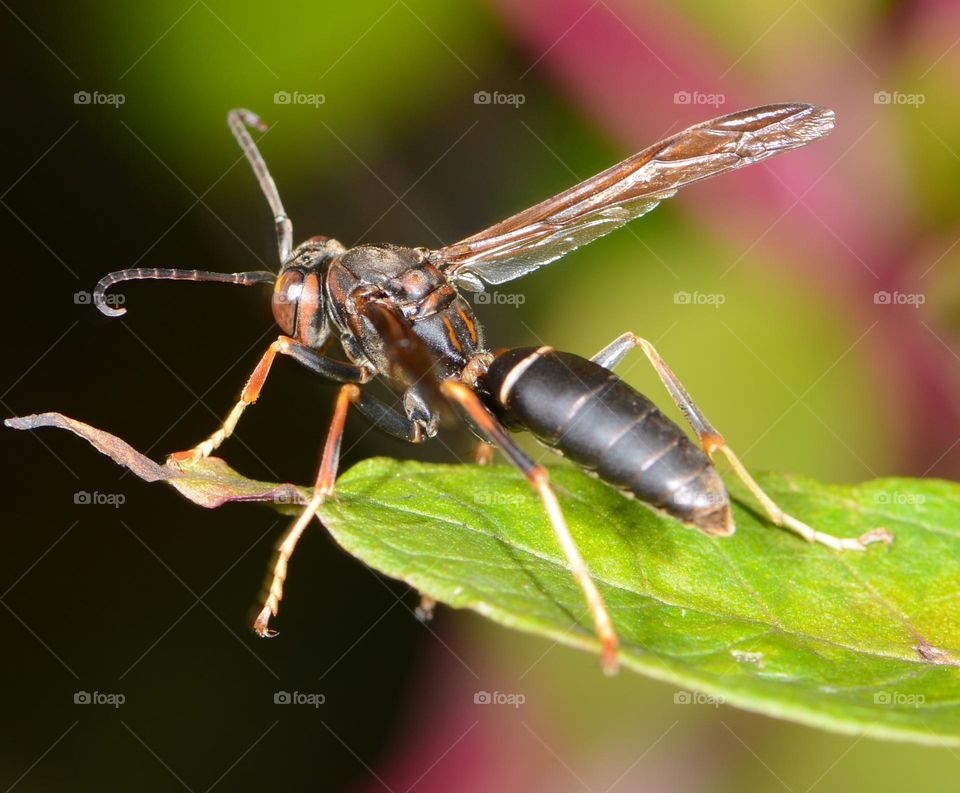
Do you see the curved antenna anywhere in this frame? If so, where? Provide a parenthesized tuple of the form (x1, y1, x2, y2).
(228, 109, 293, 264)
(94, 268, 276, 318)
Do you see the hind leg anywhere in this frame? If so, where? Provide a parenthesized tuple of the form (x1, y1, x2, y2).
(441, 381, 619, 673)
(592, 333, 892, 551)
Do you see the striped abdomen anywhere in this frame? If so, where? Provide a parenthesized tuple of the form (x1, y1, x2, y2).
(482, 347, 732, 535)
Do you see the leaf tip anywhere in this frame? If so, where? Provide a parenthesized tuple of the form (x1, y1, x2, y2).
(5, 414, 39, 430)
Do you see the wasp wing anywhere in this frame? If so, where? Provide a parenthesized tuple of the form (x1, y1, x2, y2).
(429, 103, 834, 290)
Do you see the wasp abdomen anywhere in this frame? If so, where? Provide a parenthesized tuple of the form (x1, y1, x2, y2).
(483, 347, 732, 535)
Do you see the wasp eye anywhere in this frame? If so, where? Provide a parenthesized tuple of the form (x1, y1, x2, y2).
(272, 270, 304, 335)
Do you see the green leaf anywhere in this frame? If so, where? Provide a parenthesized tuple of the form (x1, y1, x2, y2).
(8, 412, 960, 745)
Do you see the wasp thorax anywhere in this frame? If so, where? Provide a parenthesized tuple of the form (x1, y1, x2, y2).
(387, 266, 437, 301)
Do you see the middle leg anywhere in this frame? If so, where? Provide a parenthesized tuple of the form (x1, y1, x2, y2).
(253, 386, 436, 635)
(254, 383, 359, 636)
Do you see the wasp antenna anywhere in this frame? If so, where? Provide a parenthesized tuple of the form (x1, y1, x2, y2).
(227, 109, 292, 263)
(93, 268, 276, 318)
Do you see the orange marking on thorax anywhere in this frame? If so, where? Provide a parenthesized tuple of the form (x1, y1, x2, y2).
(442, 314, 463, 352)
(456, 306, 478, 344)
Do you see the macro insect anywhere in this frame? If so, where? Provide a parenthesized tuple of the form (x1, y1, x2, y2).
(93, 103, 891, 673)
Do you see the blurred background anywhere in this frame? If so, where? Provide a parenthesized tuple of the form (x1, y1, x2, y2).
(2, 0, 959, 790)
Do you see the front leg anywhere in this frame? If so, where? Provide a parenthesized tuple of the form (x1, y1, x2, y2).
(171, 335, 373, 466)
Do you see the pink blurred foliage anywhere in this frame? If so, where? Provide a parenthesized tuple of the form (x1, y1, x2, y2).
(362, 5, 960, 786)
(353, 640, 552, 793)
(487, 0, 960, 477)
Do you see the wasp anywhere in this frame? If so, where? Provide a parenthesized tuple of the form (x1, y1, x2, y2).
(94, 104, 890, 673)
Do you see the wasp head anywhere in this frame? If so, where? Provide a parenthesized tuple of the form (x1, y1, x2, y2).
(272, 236, 345, 347)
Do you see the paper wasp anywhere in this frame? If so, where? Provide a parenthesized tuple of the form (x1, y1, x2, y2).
(93, 104, 890, 673)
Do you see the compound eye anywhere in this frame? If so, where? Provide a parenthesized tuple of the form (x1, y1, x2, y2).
(272, 269, 303, 335)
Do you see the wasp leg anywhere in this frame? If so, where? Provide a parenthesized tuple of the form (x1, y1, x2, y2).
(253, 388, 433, 635)
(590, 332, 642, 371)
(169, 336, 372, 467)
(473, 442, 495, 465)
(440, 381, 619, 674)
(415, 595, 436, 622)
(592, 333, 892, 551)
(255, 384, 359, 636)
(348, 389, 438, 624)
(352, 390, 432, 444)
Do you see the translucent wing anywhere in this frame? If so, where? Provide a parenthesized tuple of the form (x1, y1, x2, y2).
(430, 103, 834, 290)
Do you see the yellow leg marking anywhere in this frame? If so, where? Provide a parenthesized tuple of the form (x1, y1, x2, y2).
(254, 496, 317, 636)
(530, 466, 619, 675)
(253, 384, 358, 637)
(717, 446, 892, 551)
(170, 338, 288, 467)
(439, 379, 619, 673)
